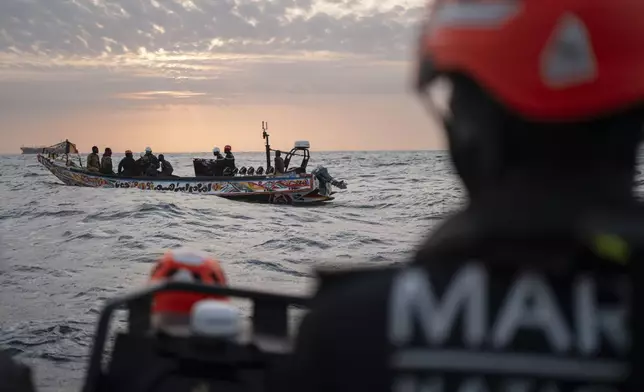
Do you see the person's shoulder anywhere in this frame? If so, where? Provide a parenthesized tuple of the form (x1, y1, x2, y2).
(307, 263, 404, 315)
(0, 350, 36, 392)
(288, 264, 405, 391)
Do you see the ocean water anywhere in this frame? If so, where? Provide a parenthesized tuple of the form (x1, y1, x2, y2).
(0, 150, 464, 392)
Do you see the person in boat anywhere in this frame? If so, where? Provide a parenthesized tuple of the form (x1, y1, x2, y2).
(209, 146, 226, 176)
(144, 146, 159, 171)
(285, 2, 643, 392)
(213, 146, 224, 160)
(158, 154, 174, 177)
(99, 147, 114, 175)
(222, 145, 235, 175)
(134, 152, 157, 177)
(274, 150, 285, 174)
(86, 146, 100, 172)
(118, 150, 136, 177)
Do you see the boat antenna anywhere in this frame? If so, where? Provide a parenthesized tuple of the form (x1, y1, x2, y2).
(262, 121, 271, 171)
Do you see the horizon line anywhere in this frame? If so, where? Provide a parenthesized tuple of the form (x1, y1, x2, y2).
(5, 148, 449, 155)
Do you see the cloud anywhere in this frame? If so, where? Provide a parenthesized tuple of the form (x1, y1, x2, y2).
(0, 0, 423, 57)
(0, 0, 436, 153)
(0, 0, 424, 107)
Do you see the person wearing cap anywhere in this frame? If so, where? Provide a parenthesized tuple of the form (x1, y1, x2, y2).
(99, 147, 114, 175)
(134, 151, 150, 177)
(118, 150, 137, 177)
(222, 145, 235, 174)
(212, 146, 224, 160)
(286, 2, 643, 391)
(208, 147, 226, 176)
(144, 146, 159, 171)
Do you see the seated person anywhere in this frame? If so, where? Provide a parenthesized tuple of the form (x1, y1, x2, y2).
(223, 145, 234, 166)
(100, 148, 114, 175)
(212, 146, 224, 160)
(144, 147, 160, 170)
(222, 145, 235, 176)
(158, 154, 174, 177)
(118, 150, 137, 177)
(135, 152, 154, 177)
(87, 146, 100, 172)
(274, 150, 285, 174)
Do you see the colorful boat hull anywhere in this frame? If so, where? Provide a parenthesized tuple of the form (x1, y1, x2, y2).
(37, 154, 334, 205)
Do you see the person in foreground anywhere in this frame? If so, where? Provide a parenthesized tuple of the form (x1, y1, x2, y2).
(286, 2, 644, 392)
(147, 248, 228, 336)
(81, 249, 233, 392)
(0, 351, 35, 392)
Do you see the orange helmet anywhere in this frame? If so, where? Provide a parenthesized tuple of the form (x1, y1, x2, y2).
(149, 249, 228, 316)
(416, 0, 644, 121)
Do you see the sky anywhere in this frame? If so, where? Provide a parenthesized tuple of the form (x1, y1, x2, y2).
(0, 0, 444, 153)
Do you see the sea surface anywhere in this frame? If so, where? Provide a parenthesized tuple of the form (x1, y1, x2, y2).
(0, 150, 464, 392)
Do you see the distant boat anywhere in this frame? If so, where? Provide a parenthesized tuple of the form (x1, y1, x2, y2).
(20, 146, 46, 154)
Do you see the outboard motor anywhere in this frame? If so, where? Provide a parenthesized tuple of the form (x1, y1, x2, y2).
(312, 165, 347, 196)
(247, 166, 255, 176)
(238, 166, 248, 176)
(256, 166, 264, 175)
(266, 166, 275, 175)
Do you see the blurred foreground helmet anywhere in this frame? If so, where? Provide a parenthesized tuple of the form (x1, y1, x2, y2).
(415, 0, 644, 122)
(149, 248, 228, 335)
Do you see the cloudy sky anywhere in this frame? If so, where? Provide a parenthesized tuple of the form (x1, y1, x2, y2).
(0, 0, 443, 153)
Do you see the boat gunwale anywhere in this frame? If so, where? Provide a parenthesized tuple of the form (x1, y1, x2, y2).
(38, 154, 312, 183)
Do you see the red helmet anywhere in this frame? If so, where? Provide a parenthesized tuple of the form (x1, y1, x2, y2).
(416, 1, 644, 121)
(224, 145, 231, 152)
(149, 249, 228, 316)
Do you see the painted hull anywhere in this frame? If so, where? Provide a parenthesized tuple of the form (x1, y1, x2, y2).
(21, 146, 45, 154)
(37, 154, 334, 205)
